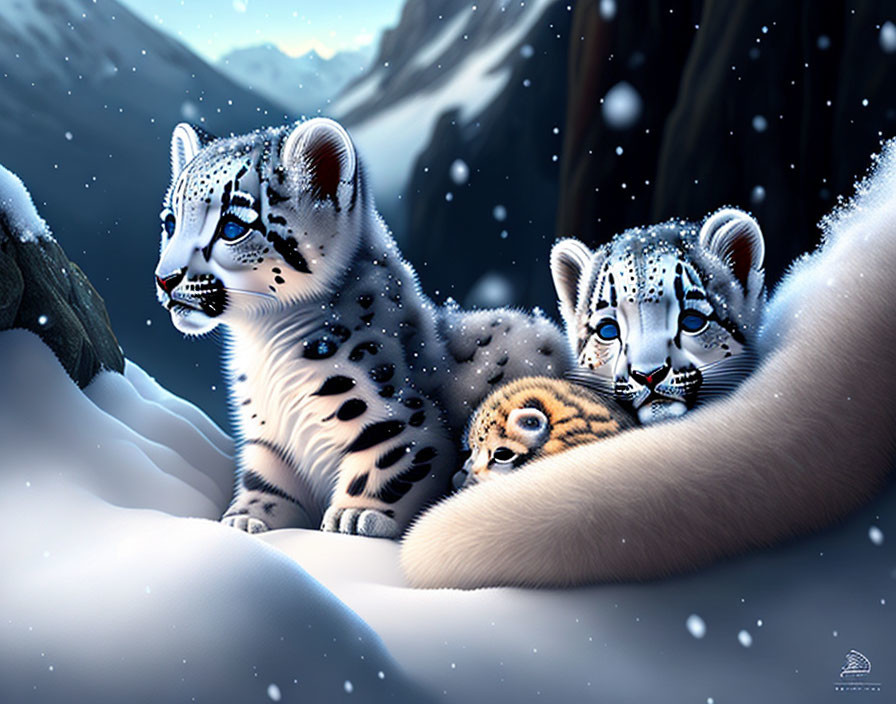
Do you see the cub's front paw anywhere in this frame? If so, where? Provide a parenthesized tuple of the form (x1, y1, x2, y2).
(222, 513, 270, 534)
(321, 507, 401, 538)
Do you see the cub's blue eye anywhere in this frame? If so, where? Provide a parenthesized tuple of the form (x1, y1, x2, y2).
(596, 319, 620, 341)
(680, 311, 709, 334)
(163, 214, 175, 237)
(221, 220, 249, 241)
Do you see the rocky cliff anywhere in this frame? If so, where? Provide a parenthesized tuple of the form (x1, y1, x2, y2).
(558, 0, 896, 282)
(0, 165, 122, 387)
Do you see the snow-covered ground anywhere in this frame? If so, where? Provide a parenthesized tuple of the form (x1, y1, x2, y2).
(0, 331, 423, 704)
(1, 328, 893, 703)
(266, 497, 895, 703)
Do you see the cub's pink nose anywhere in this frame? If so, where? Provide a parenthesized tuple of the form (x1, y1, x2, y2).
(156, 269, 185, 295)
(631, 364, 670, 389)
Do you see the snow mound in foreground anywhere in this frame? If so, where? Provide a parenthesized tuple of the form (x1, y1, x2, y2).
(0, 330, 424, 704)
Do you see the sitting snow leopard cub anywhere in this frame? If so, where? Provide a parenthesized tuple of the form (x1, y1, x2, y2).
(551, 209, 765, 424)
(154, 117, 569, 538)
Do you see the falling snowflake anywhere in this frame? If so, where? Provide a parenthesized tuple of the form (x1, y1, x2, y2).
(686, 614, 706, 639)
(602, 82, 642, 129)
(449, 159, 469, 185)
(600, 0, 617, 21)
(881, 21, 896, 53)
(751, 185, 766, 204)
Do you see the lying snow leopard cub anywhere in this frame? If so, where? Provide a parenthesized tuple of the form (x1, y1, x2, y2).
(551, 209, 766, 425)
(455, 376, 633, 489)
(154, 118, 569, 537)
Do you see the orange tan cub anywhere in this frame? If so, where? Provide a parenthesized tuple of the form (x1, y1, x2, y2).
(455, 376, 634, 488)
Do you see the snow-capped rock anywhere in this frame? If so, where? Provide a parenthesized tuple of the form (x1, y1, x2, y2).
(0, 163, 123, 386)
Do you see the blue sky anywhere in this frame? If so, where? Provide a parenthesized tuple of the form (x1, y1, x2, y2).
(118, 0, 405, 60)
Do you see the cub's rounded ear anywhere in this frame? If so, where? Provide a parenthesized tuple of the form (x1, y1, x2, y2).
(699, 208, 765, 290)
(170, 123, 215, 183)
(280, 118, 357, 204)
(551, 238, 592, 317)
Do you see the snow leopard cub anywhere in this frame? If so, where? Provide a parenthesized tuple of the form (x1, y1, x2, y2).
(552, 209, 766, 425)
(154, 118, 569, 538)
(456, 376, 633, 489)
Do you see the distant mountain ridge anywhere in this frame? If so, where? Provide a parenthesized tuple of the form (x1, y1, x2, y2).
(217, 43, 374, 116)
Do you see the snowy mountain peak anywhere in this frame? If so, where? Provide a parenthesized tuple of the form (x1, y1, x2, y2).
(217, 43, 374, 116)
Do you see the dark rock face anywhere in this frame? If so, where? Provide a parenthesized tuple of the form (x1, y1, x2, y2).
(402, 1, 573, 310)
(0, 190, 124, 387)
(556, 1, 696, 255)
(558, 0, 896, 283)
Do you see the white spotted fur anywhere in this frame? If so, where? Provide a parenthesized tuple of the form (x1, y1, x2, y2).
(401, 144, 896, 587)
(155, 118, 569, 538)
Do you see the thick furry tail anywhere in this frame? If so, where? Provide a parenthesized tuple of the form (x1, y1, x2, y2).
(400, 143, 896, 589)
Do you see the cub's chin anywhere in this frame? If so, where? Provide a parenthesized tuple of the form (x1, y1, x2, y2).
(169, 305, 220, 336)
(637, 399, 688, 425)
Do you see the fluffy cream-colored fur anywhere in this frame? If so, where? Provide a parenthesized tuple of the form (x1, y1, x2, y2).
(400, 146, 896, 589)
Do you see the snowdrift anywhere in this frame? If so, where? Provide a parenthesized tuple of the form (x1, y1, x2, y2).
(0, 330, 424, 704)
(1, 328, 893, 703)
